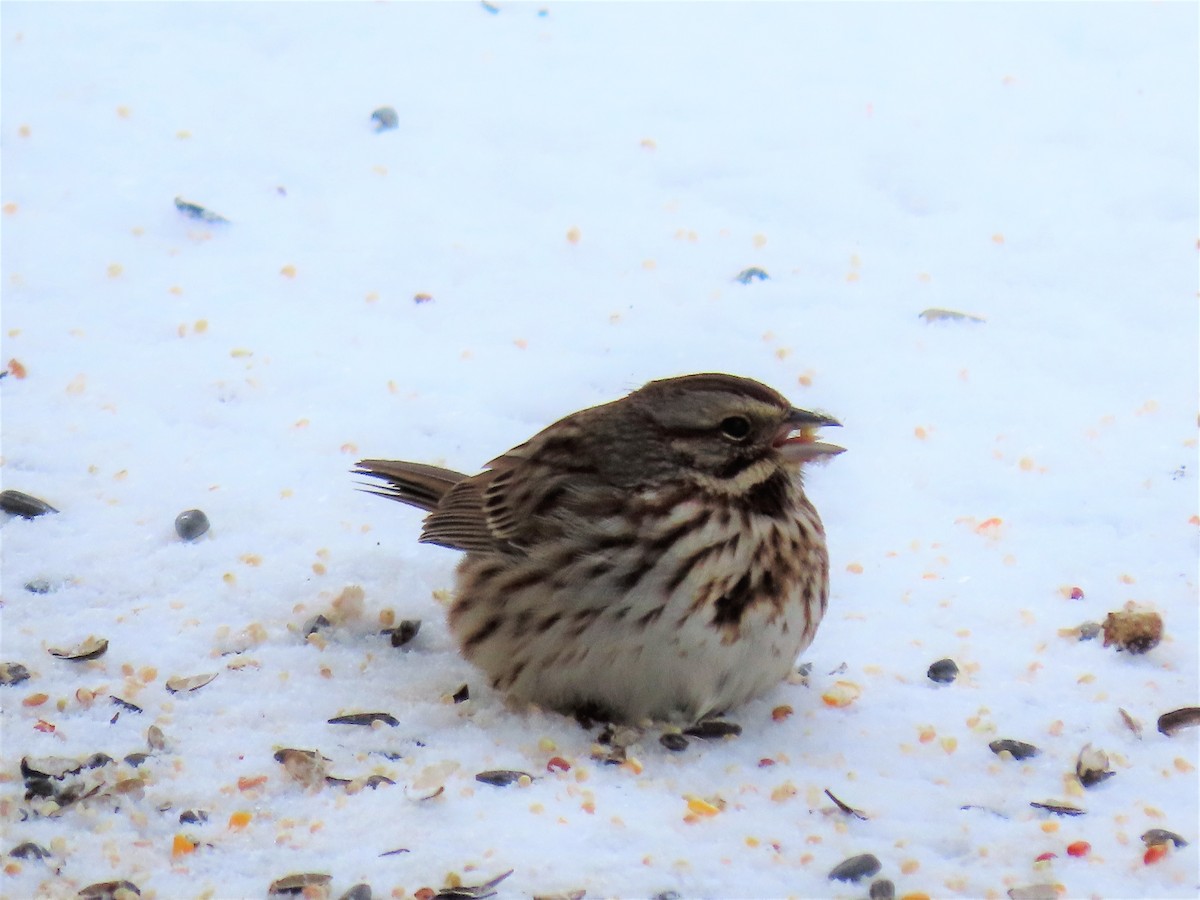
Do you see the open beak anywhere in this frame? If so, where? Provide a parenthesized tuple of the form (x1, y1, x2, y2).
(772, 407, 844, 465)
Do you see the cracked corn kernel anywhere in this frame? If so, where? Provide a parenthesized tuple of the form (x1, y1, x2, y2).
(822, 681, 861, 707)
(770, 782, 797, 802)
(1144, 845, 1168, 864)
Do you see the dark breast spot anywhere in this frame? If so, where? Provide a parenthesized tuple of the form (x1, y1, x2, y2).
(614, 564, 648, 594)
(472, 562, 505, 584)
(742, 470, 792, 519)
(646, 508, 712, 555)
(760, 568, 777, 598)
(594, 531, 638, 551)
(462, 615, 503, 652)
(637, 605, 665, 627)
(501, 568, 548, 594)
(711, 572, 754, 629)
(496, 659, 527, 690)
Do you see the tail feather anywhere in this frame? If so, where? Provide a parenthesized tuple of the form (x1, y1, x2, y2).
(354, 459, 467, 513)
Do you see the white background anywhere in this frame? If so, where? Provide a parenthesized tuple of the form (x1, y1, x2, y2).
(2, 3, 1197, 898)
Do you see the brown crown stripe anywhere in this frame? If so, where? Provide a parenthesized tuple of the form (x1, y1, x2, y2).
(641, 373, 788, 409)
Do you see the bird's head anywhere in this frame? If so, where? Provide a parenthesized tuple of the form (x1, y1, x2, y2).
(625, 373, 843, 484)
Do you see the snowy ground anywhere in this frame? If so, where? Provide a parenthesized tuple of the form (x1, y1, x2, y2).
(2, 3, 1197, 899)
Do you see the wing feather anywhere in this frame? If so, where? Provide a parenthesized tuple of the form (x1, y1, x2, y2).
(358, 408, 611, 555)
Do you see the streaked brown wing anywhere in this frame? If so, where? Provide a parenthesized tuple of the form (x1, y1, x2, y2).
(363, 405, 610, 555)
(424, 436, 606, 555)
(418, 468, 508, 553)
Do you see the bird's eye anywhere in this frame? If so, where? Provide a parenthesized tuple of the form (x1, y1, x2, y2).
(719, 416, 752, 440)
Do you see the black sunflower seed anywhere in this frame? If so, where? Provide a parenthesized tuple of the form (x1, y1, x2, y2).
(384, 619, 421, 648)
(434, 869, 512, 899)
(828, 853, 881, 882)
(1142, 828, 1188, 848)
(9, 841, 52, 860)
(0, 490, 58, 518)
(327, 712, 398, 727)
(268, 873, 332, 896)
(1030, 800, 1085, 817)
(988, 739, 1040, 760)
(78, 881, 141, 899)
(370, 107, 399, 132)
(659, 733, 689, 752)
(926, 658, 959, 684)
(173, 199, 228, 225)
(735, 267, 769, 284)
(1157, 707, 1200, 736)
(684, 720, 742, 739)
(475, 770, 531, 787)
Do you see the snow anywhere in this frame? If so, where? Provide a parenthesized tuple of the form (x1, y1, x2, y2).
(2, 2, 1197, 898)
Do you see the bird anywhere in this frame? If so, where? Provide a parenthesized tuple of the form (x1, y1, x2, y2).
(355, 373, 843, 725)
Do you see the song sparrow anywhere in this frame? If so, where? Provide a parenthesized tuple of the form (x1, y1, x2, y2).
(355, 373, 843, 725)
